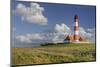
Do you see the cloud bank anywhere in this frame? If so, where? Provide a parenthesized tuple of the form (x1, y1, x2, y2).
(16, 23, 71, 43)
(79, 27, 95, 42)
(13, 3, 48, 25)
(15, 23, 95, 43)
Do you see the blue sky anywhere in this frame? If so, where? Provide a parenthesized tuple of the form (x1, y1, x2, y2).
(11, 0, 96, 44)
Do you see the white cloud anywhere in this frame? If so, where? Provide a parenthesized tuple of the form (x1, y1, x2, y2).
(87, 28, 95, 33)
(13, 3, 48, 25)
(79, 27, 95, 42)
(15, 24, 95, 43)
(16, 33, 66, 43)
(15, 23, 71, 43)
(16, 33, 45, 43)
(16, 35, 32, 43)
(53, 23, 72, 43)
(79, 27, 87, 38)
(55, 23, 71, 34)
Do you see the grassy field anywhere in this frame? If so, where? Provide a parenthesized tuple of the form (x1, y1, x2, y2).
(12, 43, 96, 65)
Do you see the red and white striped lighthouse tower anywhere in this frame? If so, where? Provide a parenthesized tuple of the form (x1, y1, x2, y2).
(74, 15, 79, 43)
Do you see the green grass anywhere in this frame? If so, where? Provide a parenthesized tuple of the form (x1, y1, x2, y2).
(12, 43, 96, 65)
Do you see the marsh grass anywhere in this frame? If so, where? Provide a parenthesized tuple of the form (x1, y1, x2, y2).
(12, 43, 96, 65)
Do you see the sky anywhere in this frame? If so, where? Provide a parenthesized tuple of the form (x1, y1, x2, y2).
(11, 0, 96, 45)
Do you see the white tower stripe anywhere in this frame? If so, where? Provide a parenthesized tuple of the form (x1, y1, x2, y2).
(75, 22, 78, 26)
(75, 30, 79, 35)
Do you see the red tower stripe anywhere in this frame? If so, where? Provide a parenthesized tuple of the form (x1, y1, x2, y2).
(74, 26, 78, 31)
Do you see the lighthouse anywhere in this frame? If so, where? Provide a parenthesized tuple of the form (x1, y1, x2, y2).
(74, 15, 79, 43)
(64, 15, 85, 43)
